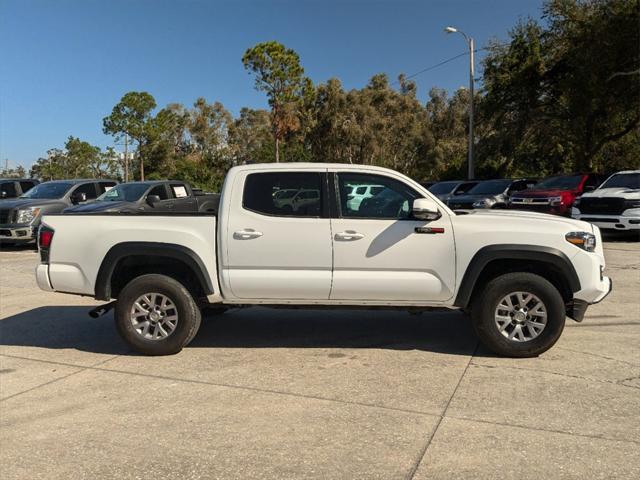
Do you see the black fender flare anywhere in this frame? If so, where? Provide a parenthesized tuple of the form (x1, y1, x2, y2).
(453, 244, 581, 308)
(95, 242, 214, 300)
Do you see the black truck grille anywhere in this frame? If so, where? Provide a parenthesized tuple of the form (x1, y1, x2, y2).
(0, 209, 12, 224)
(579, 197, 626, 215)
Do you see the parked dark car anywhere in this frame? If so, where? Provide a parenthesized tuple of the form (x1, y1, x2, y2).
(0, 179, 117, 245)
(508, 173, 605, 216)
(63, 180, 219, 214)
(447, 178, 538, 210)
(0, 178, 39, 199)
(428, 180, 479, 202)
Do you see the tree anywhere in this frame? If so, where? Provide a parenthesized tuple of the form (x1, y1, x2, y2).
(189, 98, 233, 155)
(103, 91, 157, 180)
(0, 164, 26, 178)
(242, 41, 310, 162)
(29, 138, 118, 180)
(229, 108, 273, 164)
(481, 0, 640, 174)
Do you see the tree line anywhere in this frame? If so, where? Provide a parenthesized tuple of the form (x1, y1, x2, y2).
(7, 0, 637, 191)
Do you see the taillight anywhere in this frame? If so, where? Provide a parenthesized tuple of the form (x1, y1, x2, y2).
(38, 225, 54, 263)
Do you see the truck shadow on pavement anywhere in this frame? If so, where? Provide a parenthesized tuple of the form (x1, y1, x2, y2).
(0, 306, 478, 357)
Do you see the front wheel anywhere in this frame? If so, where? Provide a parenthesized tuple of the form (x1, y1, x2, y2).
(115, 274, 202, 355)
(471, 272, 566, 357)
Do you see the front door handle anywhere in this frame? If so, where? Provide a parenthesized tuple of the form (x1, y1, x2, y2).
(335, 230, 365, 241)
(233, 229, 263, 240)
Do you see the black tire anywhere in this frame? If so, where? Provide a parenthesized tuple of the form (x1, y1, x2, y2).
(470, 272, 565, 357)
(115, 274, 201, 355)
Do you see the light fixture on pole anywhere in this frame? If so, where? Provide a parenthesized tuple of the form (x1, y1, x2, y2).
(445, 25, 475, 180)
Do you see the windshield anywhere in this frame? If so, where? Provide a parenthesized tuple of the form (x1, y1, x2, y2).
(20, 182, 73, 199)
(467, 180, 511, 195)
(535, 175, 583, 190)
(599, 173, 640, 190)
(428, 181, 459, 195)
(97, 183, 150, 202)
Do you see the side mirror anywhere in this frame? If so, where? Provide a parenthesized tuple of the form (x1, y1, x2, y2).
(583, 185, 596, 192)
(412, 198, 442, 221)
(71, 192, 87, 204)
(146, 194, 161, 206)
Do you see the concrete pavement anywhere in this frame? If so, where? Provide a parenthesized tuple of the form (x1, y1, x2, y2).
(1, 239, 638, 479)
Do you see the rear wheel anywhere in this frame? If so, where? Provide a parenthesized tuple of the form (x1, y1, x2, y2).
(115, 274, 201, 355)
(471, 272, 565, 357)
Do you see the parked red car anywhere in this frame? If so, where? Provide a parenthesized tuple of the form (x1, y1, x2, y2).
(508, 173, 605, 216)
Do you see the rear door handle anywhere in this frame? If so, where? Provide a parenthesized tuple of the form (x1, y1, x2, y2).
(233, 229, 263, 240)
(335, 230, 365, 241)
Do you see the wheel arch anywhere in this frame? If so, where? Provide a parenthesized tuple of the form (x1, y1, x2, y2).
(454, 244, 581, 309)
(95, 242, 214, 301)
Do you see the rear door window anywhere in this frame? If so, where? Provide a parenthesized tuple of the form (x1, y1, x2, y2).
(73, 183, 98, 200)
(98, 182, 117, 194)
(148, 185, 169, 200)
(170, 183, 189, 198)
(243, 172, 323, 217)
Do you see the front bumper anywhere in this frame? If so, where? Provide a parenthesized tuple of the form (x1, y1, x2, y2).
(567, 276, 612, 322)
(572, 212, 640, 231)
(509, 203, 570, 215)
(0, 225, 36, 243)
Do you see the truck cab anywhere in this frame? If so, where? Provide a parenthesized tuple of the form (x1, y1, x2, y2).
(64, 180, 219, 214)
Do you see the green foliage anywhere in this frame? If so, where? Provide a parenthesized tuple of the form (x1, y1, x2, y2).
(29, 137, 119, 180)
(480, 0, 640, 175)
(243, 41, 311, 162)
(0, 165, 26, 178)
(23, 0, 639, 188)
(103, 91, 157, 179)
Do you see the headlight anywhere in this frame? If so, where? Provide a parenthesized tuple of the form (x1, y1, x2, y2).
(16, 207, 41, 224)
(549, 196, 563, 206)
(565, 231, 596, 252)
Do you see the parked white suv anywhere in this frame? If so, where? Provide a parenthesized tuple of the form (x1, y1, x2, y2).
(35, 163, 611, 357)
(572, 170, 640, 232)
(345, 184, 384, 211)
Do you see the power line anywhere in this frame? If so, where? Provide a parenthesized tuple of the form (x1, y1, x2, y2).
(392, 47, 490, 86)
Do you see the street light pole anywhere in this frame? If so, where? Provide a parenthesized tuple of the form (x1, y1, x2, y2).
(445, 26, 475, 180)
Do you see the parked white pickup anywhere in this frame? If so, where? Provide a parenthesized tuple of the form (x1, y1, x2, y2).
(36, 163, 611, 357)
(572, 170, 640, 232)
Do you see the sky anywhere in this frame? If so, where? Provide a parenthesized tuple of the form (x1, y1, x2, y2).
(0, 0, 544, 169)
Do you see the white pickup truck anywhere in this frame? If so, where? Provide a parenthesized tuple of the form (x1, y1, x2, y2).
(36, 163, 611, 357)
(571, 170, 640, 232)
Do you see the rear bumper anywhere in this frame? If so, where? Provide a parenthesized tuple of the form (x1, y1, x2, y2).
(35, 264, 54, 291)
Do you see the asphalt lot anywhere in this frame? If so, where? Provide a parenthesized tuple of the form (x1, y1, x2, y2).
(1, 237, 639, 479)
